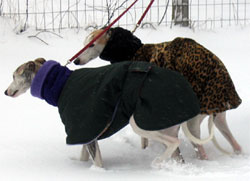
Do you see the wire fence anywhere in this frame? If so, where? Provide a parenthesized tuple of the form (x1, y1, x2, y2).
(0, 0, 249, 32)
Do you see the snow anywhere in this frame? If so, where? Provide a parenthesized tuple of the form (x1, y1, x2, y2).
(0, 17, 250, 180)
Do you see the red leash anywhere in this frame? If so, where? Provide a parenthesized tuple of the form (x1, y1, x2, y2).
(65, 0, 155, 66)
(65, 0, 139, 66)
(132, 0, 155, 33)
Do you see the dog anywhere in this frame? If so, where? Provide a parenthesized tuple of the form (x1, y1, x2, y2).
(5, 58, 201, 168)
(73, 27, 242, 159)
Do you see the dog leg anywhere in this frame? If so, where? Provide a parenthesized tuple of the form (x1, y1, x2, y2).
(129, 116, 180, 165)
(142, 126, 184, 162)
(87, 141, 103, 167)
(141, 137, 149, 149)
(214, 112, 242, 154)
(161, 125, 184, 163)
(171, 147, 184, 163)
(187, 114, 208, 160)
(141, 128, 183, 162)
(141, 125, 184, 162)
(80, 145, 90, 161)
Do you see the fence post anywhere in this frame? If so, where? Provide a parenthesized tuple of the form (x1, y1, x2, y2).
(23, 0, 29, 32)
(0, 0, 2, 16)
(172, 0, 189, 27)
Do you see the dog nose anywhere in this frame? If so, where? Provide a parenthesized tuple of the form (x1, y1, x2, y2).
(4, 90, 8, 96)
(74, 58, 80, 65)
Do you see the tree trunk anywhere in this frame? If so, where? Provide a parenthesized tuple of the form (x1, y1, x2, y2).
(172, 0, 189, 27)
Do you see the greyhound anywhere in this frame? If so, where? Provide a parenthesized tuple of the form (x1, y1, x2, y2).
(5, 58, 203, 168)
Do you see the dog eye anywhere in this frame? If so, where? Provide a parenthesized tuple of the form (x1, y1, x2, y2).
(89, 44, 95, 48)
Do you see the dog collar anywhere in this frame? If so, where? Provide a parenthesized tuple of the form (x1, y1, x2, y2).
(99, 27, 143, 63)
(31, 61, 59, 99)
(31, 60, 72, 106)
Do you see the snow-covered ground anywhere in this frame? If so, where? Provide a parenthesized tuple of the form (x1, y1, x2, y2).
(0, 17, 250, 180)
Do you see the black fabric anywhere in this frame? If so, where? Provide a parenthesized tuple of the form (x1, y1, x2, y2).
(58, 63, 130, 144)
(100, 27, 143, 63)
(42, 64, 72, 106)
(57, 61, 200, 145)
(133, 65, 200, 130)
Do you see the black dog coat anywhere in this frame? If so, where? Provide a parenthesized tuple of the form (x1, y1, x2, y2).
(31, 61, 200, 145)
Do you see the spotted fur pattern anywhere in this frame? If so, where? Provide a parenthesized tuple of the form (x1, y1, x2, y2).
(131, 37, 241, 114)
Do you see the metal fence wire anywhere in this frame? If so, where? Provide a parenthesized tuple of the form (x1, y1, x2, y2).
(0, 0, 249, 32)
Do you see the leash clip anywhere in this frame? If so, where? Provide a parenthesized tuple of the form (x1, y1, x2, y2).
(65, 60, 72, 67)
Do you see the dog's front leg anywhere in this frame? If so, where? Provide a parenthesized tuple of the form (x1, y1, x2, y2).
(80, 145, 90, 161)
(141, 137, 149, 149)
(87, 141, 103, 167)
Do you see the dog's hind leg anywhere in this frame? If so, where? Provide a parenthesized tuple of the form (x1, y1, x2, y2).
(161, 125, 184, 163)
(141, 127, 184, 163)
(187, 114, 208, 160)
(213, 112, 242, 154)
(86, 141, 103, 167)
(129, 115, 180, 166)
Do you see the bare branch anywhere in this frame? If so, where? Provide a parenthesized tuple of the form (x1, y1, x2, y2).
(141, 22, 156, 30)
(28, 30, 63, 45)
(158, 0, 170, 25)
(103, 0, 129, 26)
(28, 35, 49, 45)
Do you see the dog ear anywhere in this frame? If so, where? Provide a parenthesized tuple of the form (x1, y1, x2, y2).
(26, 61, 36, 72)
(106, 28, 113, 39)
(34, 58, 46, 65)
(17, 66, 24, 75)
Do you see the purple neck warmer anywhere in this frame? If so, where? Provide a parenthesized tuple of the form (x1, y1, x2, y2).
(31, 60, 72, 106)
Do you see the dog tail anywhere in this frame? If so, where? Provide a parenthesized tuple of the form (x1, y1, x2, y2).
(181, 115, 215, 145)
(210, 123, 233, 156)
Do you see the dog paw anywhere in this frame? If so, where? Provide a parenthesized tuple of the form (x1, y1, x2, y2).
(234, 149, 242, 155)
(80, 156, 89, 162)
(151, 157, 166, 169)
(194, 147, 208, 160)
(90, 164, 105, 171)
(234, 145, 242, 155)
(198, 154, 208, 160)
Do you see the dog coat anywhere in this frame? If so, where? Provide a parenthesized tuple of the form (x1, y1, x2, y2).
(99, 27, 242, 114)
(31, 60, 200, 145)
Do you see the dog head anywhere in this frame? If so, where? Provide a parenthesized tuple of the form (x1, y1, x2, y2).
(74, 27, 143, 65)
(74, 29, 111, 65)
(4, 58, 46, 97)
